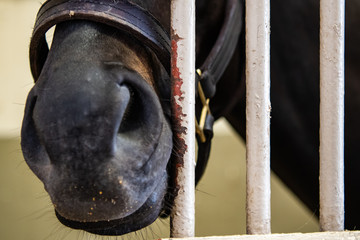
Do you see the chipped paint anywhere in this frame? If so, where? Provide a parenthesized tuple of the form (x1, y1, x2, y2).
(171, 34, 188, 165)
(170, 0, 196, 237)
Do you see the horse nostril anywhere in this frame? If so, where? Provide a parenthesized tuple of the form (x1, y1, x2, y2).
(117, 84, 140, 133)
(21, 90, 39, 156)
(114, 71, 164, 138)
(21, 89, 52, 182)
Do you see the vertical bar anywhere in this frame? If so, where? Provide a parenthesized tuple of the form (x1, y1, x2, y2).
(319, 0, 345, 232)
(245, 0, 271, 235)
(170, 0, 196, 237)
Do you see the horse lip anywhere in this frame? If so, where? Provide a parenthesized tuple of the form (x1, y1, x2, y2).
(54, 172, 168, 236)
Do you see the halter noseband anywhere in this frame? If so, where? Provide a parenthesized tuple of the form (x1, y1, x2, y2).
(29, 0, 243, 185)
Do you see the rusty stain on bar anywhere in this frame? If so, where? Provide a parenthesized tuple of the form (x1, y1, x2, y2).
(170, 0, 196, 237)
(319, 0, 345, 232)
(245, 0, 271, 235)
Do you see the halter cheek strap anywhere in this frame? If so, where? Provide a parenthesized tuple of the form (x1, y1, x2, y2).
(194, 0, 243, 184)
(29, 0, 243, 185)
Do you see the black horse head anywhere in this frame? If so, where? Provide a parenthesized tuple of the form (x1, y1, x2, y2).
(21, 0, 244, 236)
(21, 0, 360, 234)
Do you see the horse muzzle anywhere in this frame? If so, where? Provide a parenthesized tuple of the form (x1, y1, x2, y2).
(21, 62, 173, 234)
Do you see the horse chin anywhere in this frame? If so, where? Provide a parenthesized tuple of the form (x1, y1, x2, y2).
(54, 172, 168, 236)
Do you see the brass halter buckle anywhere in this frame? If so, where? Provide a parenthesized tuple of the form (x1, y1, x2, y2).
(195, 69, 211, 143)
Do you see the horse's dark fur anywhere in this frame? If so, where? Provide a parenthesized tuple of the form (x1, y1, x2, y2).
(21, 0, 360, 236)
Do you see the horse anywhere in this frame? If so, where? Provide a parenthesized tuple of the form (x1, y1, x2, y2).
(21, 0, 360, 236)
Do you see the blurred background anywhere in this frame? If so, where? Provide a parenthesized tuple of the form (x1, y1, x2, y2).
(0, 0, 318, 239)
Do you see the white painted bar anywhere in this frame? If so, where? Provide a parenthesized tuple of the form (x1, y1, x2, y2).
(245, 0, 271, 235)
(319, 0, 345, 232)
(160, 231, 360, 240)
(170, 0, 196, 237)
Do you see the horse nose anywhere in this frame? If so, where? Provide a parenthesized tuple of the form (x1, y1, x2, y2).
(21, 66, 171, 221)
(24, 73, 131, 164)
(22, 66, 164, 167)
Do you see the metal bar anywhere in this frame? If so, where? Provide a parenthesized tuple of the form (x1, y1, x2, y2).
(245, 0, 271, 235)
(160, 231, 360, 240)
(170, 0, 196, 237)
(319, 0, 345, 232)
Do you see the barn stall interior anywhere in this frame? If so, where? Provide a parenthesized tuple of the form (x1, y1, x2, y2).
(0, 0, 357, 239)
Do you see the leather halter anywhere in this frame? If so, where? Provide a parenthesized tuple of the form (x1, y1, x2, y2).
(29, 0, 242, 184)
(30, 0, 171, 80)
(194, 0, 242, 183)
